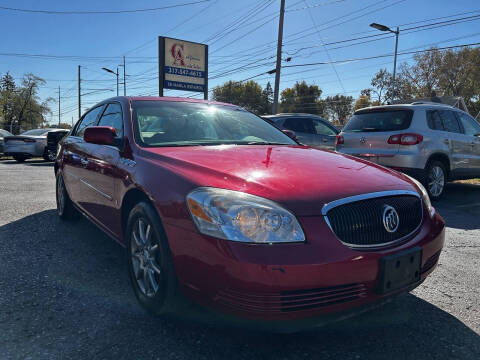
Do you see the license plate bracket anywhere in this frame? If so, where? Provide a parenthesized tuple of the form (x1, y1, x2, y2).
(376, 247, 422, 294)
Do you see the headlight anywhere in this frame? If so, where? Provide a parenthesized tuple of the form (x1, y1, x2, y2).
(404, 175, 435, 217)
(186, 187, 305, 244)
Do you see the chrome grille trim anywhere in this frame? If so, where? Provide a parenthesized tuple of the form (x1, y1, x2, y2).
(322, 190, 423, 249)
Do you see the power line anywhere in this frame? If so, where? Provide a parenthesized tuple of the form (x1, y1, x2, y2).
(283, 42, 480, 68)
(0, 1, 212, 15)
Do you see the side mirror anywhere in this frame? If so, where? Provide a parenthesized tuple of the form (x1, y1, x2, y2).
(84, 126, 116, 145)
(282, 129, 297, 140)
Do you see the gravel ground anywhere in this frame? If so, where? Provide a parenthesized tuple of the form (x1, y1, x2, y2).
(0, 158, 479, 360)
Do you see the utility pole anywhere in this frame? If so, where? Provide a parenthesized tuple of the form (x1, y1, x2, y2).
(123, 56, 126, 96)
(391, 26, 399, 102)
(78, 65, 81, 120)
(58, 86, 61, 126)
(272, 0, 285, 114)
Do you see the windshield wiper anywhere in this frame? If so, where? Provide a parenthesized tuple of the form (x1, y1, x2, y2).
(245, 141, 290, 145)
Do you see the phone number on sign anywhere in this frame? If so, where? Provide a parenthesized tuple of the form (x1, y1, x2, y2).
(164, 66, 204, 78)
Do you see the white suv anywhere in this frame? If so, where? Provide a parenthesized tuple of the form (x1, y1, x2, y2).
(336, 102, 480, 199)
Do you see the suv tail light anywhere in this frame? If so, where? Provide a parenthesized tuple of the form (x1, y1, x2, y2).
(387, 133, 423, 145)
(335, 135, 344, 146)
(23, 138, 36, 143)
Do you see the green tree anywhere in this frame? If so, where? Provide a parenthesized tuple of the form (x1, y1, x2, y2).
(212, 80, 264, 113)
(354, 94, 371, 111)
(0, 72, 51, 133)
(324, 95, 353, 125)
(279, 81, 323, 115)
(260, 81, 273, 114)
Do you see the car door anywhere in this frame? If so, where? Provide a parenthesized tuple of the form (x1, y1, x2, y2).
(311, 118, 338, 149)
(438, 110, 471, 177)
(456, 111, 480, 176)
(62, 105, 105, 206)
(81, 103, 124, 236)
(282, 117, 317, 146)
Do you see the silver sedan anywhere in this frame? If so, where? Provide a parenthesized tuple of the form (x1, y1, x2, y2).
(3, 128, 63, 162)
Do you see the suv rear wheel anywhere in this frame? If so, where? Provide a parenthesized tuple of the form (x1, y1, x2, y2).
(425, 160, 447, 200)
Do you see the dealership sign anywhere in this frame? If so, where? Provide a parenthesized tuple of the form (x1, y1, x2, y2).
(158, 36, 208, 99)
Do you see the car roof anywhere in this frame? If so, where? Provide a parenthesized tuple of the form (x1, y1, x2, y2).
(94, 96, 241, 109)
(265, 113, 327, 118)
(355, 102, 457, 113)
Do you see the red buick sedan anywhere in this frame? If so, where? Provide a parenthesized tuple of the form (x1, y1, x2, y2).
(55, 97, 445, 329)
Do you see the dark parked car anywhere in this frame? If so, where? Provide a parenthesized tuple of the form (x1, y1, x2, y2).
(263, 113, 339, 150)
(46, 129, 69, 161)
(55, 97, 445, 330)
(0, 129, 14, 155)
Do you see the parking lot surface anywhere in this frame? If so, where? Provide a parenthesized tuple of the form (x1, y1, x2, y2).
(0, 159, 479, 360)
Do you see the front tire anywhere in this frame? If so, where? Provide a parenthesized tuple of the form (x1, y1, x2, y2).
(126, 202, 181, 315)
(425, 161, 447, 200)
(56, 173, 78, 220)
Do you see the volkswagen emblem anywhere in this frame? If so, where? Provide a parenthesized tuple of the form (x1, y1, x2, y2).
(382, 205, 399, 233)
(360, 136, 367, 144)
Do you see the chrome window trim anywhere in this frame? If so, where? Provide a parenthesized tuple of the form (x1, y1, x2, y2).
(322, 190, 423, 250)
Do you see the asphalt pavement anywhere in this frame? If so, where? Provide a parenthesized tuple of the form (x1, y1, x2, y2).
(0, 158, 479, 360)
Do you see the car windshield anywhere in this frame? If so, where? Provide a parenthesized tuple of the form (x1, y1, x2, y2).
(343, 109, 413, 132)
(21, 129, 50, 136)
(132, 101, 296, 147)
(0, 129, 13, 137)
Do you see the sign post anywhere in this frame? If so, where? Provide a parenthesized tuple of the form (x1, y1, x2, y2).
(158, 36, 208, 99)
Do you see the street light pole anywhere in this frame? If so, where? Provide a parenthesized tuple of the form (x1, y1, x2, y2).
(370, 23, 400, 102)
(102, 67, 119, 96)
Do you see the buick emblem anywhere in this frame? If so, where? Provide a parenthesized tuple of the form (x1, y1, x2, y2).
(382, 205, 399, 233)
(360, 136, 367, 144)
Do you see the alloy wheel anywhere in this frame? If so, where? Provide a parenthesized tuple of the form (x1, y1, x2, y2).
(130, 218, 162, 298)
(428, 165, 445, 197)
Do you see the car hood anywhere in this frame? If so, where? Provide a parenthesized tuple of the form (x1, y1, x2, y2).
(143, 145, 418, 216)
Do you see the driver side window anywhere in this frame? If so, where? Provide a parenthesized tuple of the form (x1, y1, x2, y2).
(74, 106, 104, 138)
(457, 112, 480, 136)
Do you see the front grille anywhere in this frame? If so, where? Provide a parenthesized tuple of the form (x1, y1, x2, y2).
(216, 283, 367, 313)
(325, 195, 423, 247)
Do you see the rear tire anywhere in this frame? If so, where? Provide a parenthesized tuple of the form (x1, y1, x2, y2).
(56, 173, 78, 220)
(126, 202, 182, 316)
(425, 160, 447, 201)
(13, 155, 26, 163)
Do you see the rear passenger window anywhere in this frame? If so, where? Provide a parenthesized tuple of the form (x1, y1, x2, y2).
(98, 103, 123, 138)
(439, 111, 462, 133)
(426, 111, 443, 130)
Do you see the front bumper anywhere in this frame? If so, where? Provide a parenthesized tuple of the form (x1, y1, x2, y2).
(165, 209, 445, 324)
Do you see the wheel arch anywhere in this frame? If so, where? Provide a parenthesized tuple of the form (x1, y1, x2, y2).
(426, 152, 451, 178)
(120, 187, 162, 238)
